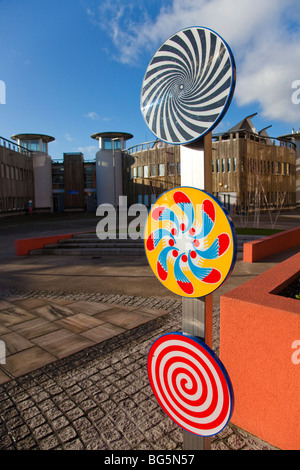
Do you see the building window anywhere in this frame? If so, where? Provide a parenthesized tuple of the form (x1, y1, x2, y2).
(144, 194, 149, 206)
(1, 163, 4, 178)
(177, 162, 181, 175)
(222, 159, 225, 173)
(151, 164, 156, 177)
(137, 166, 143, 178)
(227, 158, 231, 172)
(52, 167, 64, 188)
(21, 139, 40, 152)
(102, 138, 112, 150)
(15, 168, 19, 180)
(11, 167, 15, 179)
(241, 157, 245, 172)
(159, 163, 165, 176)
(133, 167, 137, 178)
(216, 159, 219, 173)
(167, 162, 175, 175)
(84, 166, 96, 189)
(151, 194, 157, 205)
(113, 139, 121, 150)
(6, 165, 10, 179)
(143, 166, 149, 178)
(277, 162, 281, 174)
(212, 160, 214, 173)
(233, 157, 237, 172)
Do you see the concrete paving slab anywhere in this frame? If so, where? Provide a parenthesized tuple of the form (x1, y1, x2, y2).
(54, 313, 105, 333)
(31, 329, 95, 359)
(2, 346, 56, 378)
(10, 318, 61, 340)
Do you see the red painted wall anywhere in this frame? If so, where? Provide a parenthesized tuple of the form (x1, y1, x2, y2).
(220, 253, 300, 449)
(243, 227, 300, 263)
(15, 232, 90, 256)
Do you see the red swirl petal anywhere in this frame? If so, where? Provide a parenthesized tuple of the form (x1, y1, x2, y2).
(202, 269, 221, 284)
(157, 261, 168, 281)
(177, 280, 194, 295)
(218, 234, 230, 256)
(146, 233, 155, 251)
(174, 191, 191, 205)
(202, 199, 215, 222)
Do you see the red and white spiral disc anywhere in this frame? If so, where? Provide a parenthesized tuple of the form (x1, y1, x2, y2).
(147, 333, 234, 437)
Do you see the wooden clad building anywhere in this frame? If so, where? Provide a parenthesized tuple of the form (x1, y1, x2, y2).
(0, 137, 34, 212)
(124, 114, 296, 213)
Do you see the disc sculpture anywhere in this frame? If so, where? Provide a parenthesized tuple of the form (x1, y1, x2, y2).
(144, 187, 236, 298)
(141, 26, 236, 439)
(147, 333, 234, 437)
(141, 26, 236, 145)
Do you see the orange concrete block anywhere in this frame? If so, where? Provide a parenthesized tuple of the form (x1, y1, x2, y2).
(243, 227, 300, 263)
(220, 252, 300, 450)
(15, 231, 90, 256)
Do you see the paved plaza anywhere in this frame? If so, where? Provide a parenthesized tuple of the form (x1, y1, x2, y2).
(0, 211, 299, 450)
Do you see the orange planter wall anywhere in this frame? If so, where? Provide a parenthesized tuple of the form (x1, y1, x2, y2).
(220, 252, 300, 450)
(243, 226, 300, 263)
(15, 232, 90, 256)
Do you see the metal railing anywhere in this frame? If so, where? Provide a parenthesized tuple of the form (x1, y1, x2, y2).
(212, 130, 296, 150)
(0, 136, 32, 156)
(125, 140, 160, 155)
(125, 131, 296, 156)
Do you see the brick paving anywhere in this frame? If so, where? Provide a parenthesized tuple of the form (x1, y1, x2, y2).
(0, 289, 277, 450)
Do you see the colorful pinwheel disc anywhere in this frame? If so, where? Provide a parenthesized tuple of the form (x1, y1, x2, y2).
(144, 187, 236, 298)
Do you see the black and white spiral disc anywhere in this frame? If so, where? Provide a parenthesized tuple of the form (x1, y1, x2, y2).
(141, 27, 236, 145)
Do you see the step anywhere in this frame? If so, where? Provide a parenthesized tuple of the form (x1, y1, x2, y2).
(44, 242, 144, 249)
(30, 248, 146, 256)
(29, 235, 259, 256)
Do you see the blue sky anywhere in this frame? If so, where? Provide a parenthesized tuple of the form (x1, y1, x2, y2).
(1, 0, 300, 160)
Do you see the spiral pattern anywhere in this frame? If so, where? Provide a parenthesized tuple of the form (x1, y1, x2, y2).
(147, 333, 234, 437)
(141, 27, 236, 145)
(144, 188, 236, 298)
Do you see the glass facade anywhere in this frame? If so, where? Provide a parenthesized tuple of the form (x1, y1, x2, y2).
(19, 139, 47, 153)
(102, 138, 122, 150)
(21, 140, 40, 152)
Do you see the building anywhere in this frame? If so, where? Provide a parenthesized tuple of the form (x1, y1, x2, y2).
(124, 114, 297, 213)
(91, 131, 133, 207)
(123, 140, 181, 207)
(278, 129, 300, 206)
(11, 133, 54, 211)
(211, 115, 296, 212)
(0, 136, 34, 212)
(52, 154, 97, 213)
(0, 115, 297, 216)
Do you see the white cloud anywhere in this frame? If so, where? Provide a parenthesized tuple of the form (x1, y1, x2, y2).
(83, 111, 99, 120)
(65, 132, 73, 142)
(88, 0, 300, 124)
(78, 145, 98, 156)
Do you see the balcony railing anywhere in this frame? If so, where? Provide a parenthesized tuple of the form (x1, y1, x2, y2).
(0, 136, 32, 156)
(126, 131, 296, 156)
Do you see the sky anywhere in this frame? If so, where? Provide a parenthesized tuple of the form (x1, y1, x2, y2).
(0, 0, 300, 161)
